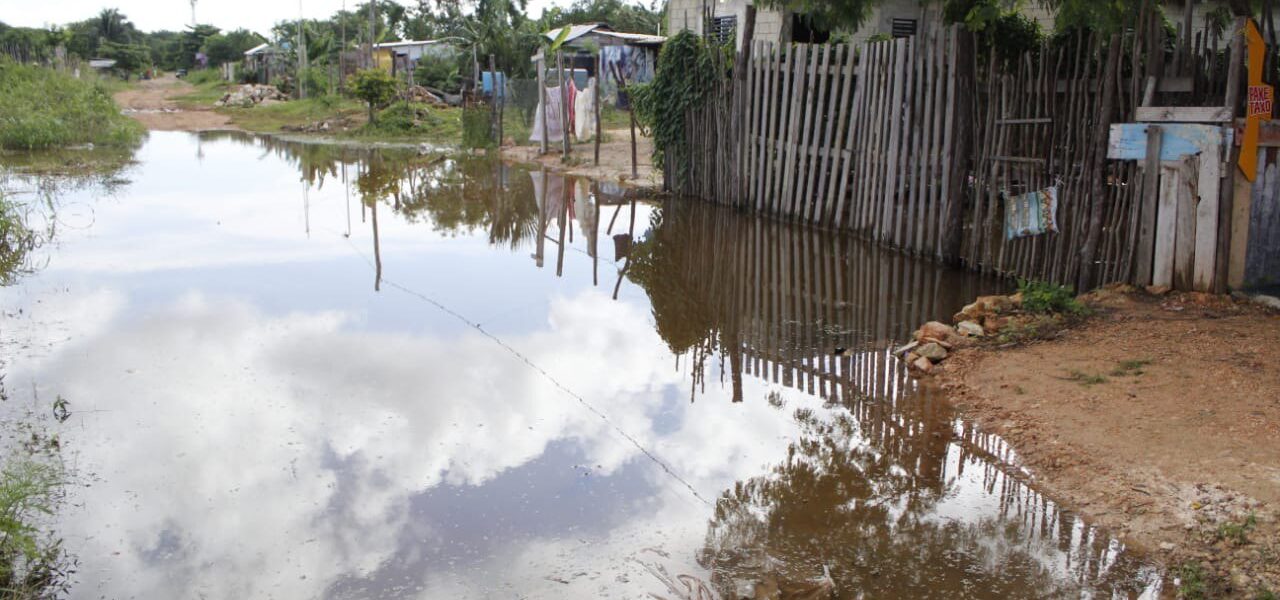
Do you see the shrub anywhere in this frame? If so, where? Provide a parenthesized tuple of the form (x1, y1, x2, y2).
(0, 59, 145, 150)
(349, 68, 399, 124)
(630, 31, 718, 180)
(1018, 279, 1086, 315)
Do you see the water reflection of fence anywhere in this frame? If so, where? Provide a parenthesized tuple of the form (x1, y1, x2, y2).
(641, 199, 1003, 403)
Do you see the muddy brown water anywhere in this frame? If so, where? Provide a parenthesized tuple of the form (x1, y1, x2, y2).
(0, 132, 1169, 598)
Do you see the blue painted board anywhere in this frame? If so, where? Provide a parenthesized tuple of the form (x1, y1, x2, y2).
(1107, 123, 1233, 161)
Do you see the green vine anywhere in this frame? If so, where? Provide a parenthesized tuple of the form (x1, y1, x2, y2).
(630, 30, 719, 185)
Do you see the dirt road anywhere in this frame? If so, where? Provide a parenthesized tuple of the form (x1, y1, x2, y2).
(114, 75, 236, 132)
(941, 291, 1280, 596)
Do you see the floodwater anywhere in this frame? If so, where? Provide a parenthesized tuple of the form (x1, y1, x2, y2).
(0, 131, 1168, 599)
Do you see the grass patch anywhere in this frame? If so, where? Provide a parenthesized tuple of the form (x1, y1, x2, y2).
(994, 313, 1066, 345)
(171, 79, 232, 110)
(0, 192, 38, 286)
(1019, 279, 1088, 315)
(1065, 369, 1109, 386)
(0, 60, 144, 150)
(1175, 561, 1208, 600)
(1216, 513, 1258, 545)
(221, 95, 365, 133)
(1110, 359, 1151, 377)
(356, 103, 464, 144)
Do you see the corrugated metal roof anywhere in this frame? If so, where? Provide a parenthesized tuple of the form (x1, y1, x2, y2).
(541, 23, 665, 47)
(243, 43, 272, 56)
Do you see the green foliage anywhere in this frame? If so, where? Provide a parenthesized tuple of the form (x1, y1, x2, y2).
(1017, 279, 1086, 315)
(943, 0, 1043, 62)
(755, 0, 881, 32)
(1176, 562, 1208, 600)
(0, 60, 145, 150)
(413, 53, 463, 93)
(200, 29, 266, 66)
(631, 31, 718, 179)
(349, 68, 399, 123)
(0, 194, 37, 286)
(98, 40, 152, 75)
(1216, 513, 1257, 544)
(461, 106, 495, 149)
(183, 68, 223, 86)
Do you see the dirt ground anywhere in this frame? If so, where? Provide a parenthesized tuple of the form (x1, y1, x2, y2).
(113, 75, 236, 132)
(500, 130, 661, 189)
(938, 290, 1280, 596)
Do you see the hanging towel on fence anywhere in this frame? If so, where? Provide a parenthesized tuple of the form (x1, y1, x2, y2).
(530, 86, 566, 144)
(574, 77, 597, 141)
(1003, 185, 1060, 240)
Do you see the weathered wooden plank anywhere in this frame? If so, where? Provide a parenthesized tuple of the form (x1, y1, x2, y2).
(882, 38, 907, 242)
(832, 44, 863, 228)
(796, 45, 826, 220)
(1134, 125, 1163, 285)
(1107, 123, 1232, 161)
(780, 44, 809, 217)
(819, 45, 853, 223)
(1173, 158, 1198, 290)
(1135, 105, 1232, 123)
(1193, 137, 1222, 290)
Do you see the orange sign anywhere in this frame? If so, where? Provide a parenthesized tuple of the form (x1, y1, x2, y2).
(1240, 19, 1271, 181)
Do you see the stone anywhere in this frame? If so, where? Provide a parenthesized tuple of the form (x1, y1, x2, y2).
(893, 341, 919, 356)
(956, 321, 985, 337)
(904, 352, 920, 364)
(1008, 292, 1024, 308)
(916, 321, 955, 343)
(917, 342, 948, 362)
(912, 356, 934, 373)
(920, 336, 953, 350)
(982, 315, 1008, 334)
(1159, 542, 1176, 551)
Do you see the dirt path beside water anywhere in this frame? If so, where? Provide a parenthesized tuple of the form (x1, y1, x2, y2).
(114, 75, 236, 132)
(938, 291, 1280, 597)
(500, 130, 661, 189)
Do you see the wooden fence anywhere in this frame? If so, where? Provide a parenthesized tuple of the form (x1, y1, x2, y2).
(676, 16, 1243, 291)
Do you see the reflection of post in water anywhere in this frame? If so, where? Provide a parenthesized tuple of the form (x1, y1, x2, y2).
(611, 198, 637, 300)
(343, 162, 351, 238)
(554, 184, 568, 278)
(371, 192, 382, 291)
(533, 169, 547, 268)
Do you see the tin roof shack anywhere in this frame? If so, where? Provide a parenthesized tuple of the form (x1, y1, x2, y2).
(242, 43, 290, 85)
(372, 40, 460, 81)
(539, 24, 664, 106)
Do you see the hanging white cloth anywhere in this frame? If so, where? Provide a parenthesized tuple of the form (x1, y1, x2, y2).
(574, 77, 597, 141)
(530, 86, 567, 144)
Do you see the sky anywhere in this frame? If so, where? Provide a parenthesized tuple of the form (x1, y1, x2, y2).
(0, 0, 558, 36)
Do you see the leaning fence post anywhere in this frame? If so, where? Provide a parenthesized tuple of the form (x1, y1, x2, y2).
(594, 51, 602, 165)
(558, 50, 571, 156)
(536, 52, 548, 155)
(1078, 34, 1122, 292)
(1216, 16, 1247, 293)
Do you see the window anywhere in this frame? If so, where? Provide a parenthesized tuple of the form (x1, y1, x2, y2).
(708, 15, 737, 45)
(891, 18, 918, 38)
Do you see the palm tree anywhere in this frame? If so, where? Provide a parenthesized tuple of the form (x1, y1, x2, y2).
(94, 8, 129, 44)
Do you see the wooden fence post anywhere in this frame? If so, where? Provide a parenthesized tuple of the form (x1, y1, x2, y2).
(537, 53, 548, 155)
(1216, 16, 1247, 292)
(558, 50, 571, 156)
(594, 52, 602, 165)
(1078, 34, 1122, 292)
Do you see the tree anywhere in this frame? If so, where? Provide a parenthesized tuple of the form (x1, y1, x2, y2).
(201, 29, 265, 65)
(349, 68, 398, 123)
(98, 40, 151, 77)
(753, 0, 882, 33)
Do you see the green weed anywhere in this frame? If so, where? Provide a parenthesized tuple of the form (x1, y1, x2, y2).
(1216, 513, 1257, 544)
(1018, 279, 1088, 315)
(1065, 370, 1108, 386)
(1256, 587, 1278, 600)
(0, 59, 145, 150)
(1176, 562, 1208, 600)
(1110, 359, 1151, 377)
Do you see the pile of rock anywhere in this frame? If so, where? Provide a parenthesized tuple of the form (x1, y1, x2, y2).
(404, 85, 448, 107)
(215, 84, 288, 108)
(895, 292, 1026, 374)
(281, 117, 354, 134)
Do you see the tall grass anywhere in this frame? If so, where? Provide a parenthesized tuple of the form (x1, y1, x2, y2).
(0, 59, 145, 150)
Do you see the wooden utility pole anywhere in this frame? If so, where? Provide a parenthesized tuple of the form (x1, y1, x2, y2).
(368, 0, 376, 68)
(557, 50, 570, 156)
(611, 63, 638, 179)
(1078, 34, 1122, 292)
(594, 52, 602, 165)
(489, 54, 498, 145)
(1216, 16, 1246, 292)
(297, 0, 307, 99)
(536, 51, 548, 155)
